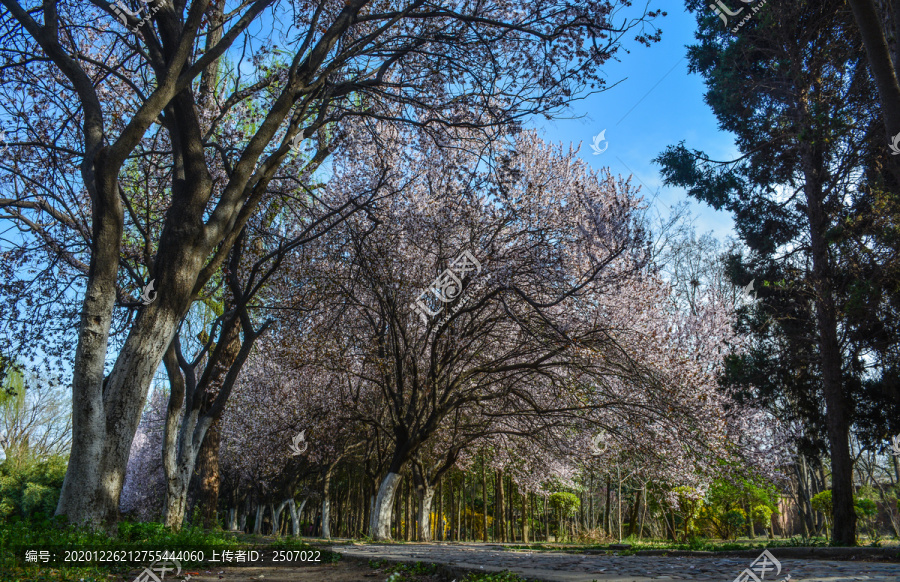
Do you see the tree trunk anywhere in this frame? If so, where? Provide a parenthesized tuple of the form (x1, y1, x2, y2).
(617, 465, 623, 542)
(803, 148, 857, 545)
(464, 472, 470, 540)
(57, 250, 217, 529)
(495, 469, 504, 542)
(544, 494, 549, 541)
(638, 488, 647, 540)
(507, 475, 514, 541)
(747, 498, 756, 539)
(253, 502, 263, 535)
(322, 460, 341, 539)
(238, 498, 250, 532)
(481, 459, 488, 542)
(847, 0, 900, 147)
(163, 467, 190, 531)
(626, 489, 641, 538)
(522, 492, 528, 543)
(194, 414, 221, 528)
(588, 471, 594, 530)
(796, 456, 813, 537)
(288, 498, 304, 536)
(604, 476, 611, 536)
(456, 474, 462, 540)
(53, 156, 128, 529)
(161, 424, 202, 531)
(529, 493, 535, 541)
(416, 484, 436, 541)
(404, 475, 411, 541)
(437, 477, 443, 541)
(370, 472, 402, 540)
(273, 500, 287, 536)
(321, 496, 332, 539)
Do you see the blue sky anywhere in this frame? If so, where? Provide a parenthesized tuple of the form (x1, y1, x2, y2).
(528, 4, 738, 241)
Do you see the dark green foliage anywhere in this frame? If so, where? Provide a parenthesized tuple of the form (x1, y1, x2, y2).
(723, 509, 747, 539)
(0, 455, 67, 521)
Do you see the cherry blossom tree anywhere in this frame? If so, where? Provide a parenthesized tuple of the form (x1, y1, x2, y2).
(248, 123, 778, 541)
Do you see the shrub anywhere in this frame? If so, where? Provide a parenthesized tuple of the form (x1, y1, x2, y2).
(724, 509, 747, 540)
(854, 497, 877, 519)
(0, 455, 67, 521)
(811, 490, 832, 517)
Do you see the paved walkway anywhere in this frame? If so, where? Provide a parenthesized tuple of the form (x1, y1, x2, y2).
(330, 542, 900, 581)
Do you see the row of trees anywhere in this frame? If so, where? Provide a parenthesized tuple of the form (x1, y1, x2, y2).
(118, 126, 785, 540)
(1, 0, 898, 546)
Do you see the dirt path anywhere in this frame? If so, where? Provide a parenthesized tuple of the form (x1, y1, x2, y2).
(330, 542, 900, 582)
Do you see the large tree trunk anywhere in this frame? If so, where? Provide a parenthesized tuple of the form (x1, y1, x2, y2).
(53, 145, 126, 530)
(160, 345, 204, 531)
(163, 460, 193, 530)
(416, 484, 436, 542)
(58, 308, 182, 528)
(56, 103, 225, 526)
(171, 313, 243, 531)
(370, 472, 402, 540)
(197, 310, 241, 528)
